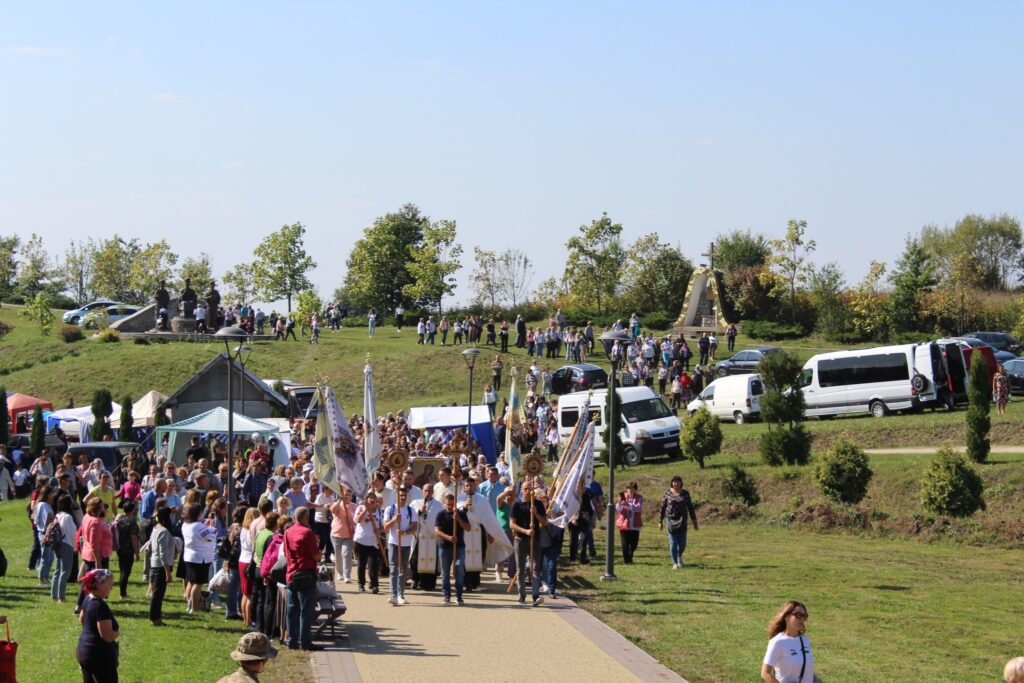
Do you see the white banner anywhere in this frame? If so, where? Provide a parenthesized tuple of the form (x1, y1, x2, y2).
(548, 424, 594, 529)
(363, 363, 381, 477)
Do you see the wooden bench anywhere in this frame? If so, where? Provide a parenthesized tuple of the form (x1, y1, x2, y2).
(314, 593, 347, 640)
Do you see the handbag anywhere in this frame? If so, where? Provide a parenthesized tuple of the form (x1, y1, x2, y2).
(616, 511, 630, 532)
(288, 569, 317, 591)
(0, 621, 17, 683)
(244, 559, 257, 583)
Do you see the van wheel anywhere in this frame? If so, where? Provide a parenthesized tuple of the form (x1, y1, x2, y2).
(623, 446, 643, 467)
(911, 374, 928, 393)
(717, 367, 728, 378)
(733, 411, 745, 425)
(869, 400, 887, 418)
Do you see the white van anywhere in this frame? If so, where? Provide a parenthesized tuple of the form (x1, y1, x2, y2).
(686, 374, 764, 424)
(799, 342, 947, 418)
(557, 386, 681, 466)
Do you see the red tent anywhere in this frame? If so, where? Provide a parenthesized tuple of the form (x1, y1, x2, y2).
(7, 393, 53, 433)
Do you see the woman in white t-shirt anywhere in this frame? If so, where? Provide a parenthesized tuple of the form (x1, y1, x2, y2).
(761, 600, 820, 683)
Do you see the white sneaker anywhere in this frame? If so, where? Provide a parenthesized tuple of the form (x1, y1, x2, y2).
(342, 577, 351, 584)
(397, 596, 407, 606)
(672, 563, 679, 570)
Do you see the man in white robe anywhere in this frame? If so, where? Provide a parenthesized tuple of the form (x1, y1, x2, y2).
(410, 483, 443, 591)
(457, 476, 513, 591)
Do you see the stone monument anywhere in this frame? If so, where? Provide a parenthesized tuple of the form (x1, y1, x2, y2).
(171, 277, 199, 333)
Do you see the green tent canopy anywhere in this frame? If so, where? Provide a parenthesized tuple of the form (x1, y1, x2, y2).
(156, 407, 283, 465)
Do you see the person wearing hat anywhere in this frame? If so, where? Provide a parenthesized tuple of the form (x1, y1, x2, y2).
(217, 632, 278, 682)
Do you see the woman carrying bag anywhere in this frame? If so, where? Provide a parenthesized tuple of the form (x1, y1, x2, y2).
(761, 600, 821, 683)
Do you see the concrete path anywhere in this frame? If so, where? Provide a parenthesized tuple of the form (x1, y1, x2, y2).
(866, 445, 1024, 455)
(313, 576, 686, 683)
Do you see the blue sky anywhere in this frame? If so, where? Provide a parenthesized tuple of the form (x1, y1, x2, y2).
(3, 2, 1023, 308)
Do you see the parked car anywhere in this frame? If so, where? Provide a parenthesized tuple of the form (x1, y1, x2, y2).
(550, 364, 609, 395)
(687, 374, 764, 424)
(8, 433, 67, 453)
(714, 347, 780, 377)
(1002, 358, 1024, 394)
(954, 337, 1016, 364)
(81, 304, 141, 328)
(62, 300, 124, 325)
(964, 331, 1021, 356)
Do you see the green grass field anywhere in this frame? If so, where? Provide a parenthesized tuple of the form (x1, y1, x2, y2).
(561, 521, 1024, 682)
(0, 501, 312, 683)
(4, 308, 1024, 682)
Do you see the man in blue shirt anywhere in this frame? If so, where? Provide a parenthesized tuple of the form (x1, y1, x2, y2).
(477, 467, 505, 512)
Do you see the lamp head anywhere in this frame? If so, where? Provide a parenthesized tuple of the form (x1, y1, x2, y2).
(462, 347, 480, 370)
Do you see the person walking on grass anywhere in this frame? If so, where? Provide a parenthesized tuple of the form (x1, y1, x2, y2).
(761, 600, 821, 683)
(658, 476, 698, 570)
(148, 503, 175, 626)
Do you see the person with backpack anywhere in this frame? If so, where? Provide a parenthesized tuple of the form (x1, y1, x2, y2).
(50, 492, 78, 602)
(114, 501, 141, 599)
(258, 514, 288, 640)
(33, 485, 56, 584)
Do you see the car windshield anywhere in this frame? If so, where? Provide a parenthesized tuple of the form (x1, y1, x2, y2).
(621, 397, 672, 423)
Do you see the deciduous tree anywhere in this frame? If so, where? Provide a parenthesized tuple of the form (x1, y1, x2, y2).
(20, 293, 54, 335)
(494, 249, 533, 309)
(222, 263, 257, 305)
(342, 204, 428, 313)
(17, 234, 54, 299)
(402, 220, 462, 315)
(808, 262, 848, 339)
(253, 223, 316, 312)
(470, 247, 500, 310)
(765, 220, 816, 324)
(0, 236, 19, 303)
(620, 234, 693, 314)
(62, 239, 96, 306)
(178, 253, 215, 295)
(564, 213, 624, 315)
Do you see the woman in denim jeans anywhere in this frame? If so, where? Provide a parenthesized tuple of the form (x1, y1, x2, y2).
(51, 492, 78, 601)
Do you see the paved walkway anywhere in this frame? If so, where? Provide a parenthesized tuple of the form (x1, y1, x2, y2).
(866, 445, 1024, 455)
(313, 575, 686, 683)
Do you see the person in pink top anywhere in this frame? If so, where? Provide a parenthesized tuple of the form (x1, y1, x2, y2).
(116, 471, 143, 503)
(77, 496, 114, 614)
(328, 484, 357, 583)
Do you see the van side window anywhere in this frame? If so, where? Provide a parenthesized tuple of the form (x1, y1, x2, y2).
(702, 387, 714, 400)
(750, 379, 764, 395)
(800, 368, 813, 388)
(561, 408, 579, 428)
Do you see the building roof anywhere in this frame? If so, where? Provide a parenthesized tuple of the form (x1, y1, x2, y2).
(160, 353, 287, 411)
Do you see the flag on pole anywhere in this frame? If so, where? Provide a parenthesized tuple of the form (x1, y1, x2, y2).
(551, 396, 591, 492)
(363, 362, 381, 477)
(505, 366, 524, 482)
(312, 384, 368, 498)
(548, 424, 595, 529)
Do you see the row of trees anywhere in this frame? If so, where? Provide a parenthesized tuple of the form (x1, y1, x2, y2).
(0, 223, 317, 313)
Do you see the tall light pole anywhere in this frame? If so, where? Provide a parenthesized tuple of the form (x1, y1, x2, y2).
(462, 348, 480, 454)
(215, 326, 250, 522)
(599, 329, 633, 582)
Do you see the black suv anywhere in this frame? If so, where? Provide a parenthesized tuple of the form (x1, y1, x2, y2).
(964, 332, 1020, 356)
(550, 364, 609, 394)
(714, 347, 780, 377)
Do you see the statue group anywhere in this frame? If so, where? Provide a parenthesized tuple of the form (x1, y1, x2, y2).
(160, 278, 221, 333)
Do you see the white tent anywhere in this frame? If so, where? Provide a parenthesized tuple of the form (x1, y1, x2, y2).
(132, 390, 168, 428)
(47, 403, 123, 442)
(155, 407, 291, 467)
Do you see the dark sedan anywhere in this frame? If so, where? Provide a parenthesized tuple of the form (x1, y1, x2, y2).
(551, 364, 608, 394)
(1002, 358, 1024, 394)
(965, 331, 1021, 356)
(714, 347, 780, 377)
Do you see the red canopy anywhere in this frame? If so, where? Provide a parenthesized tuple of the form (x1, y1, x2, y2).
(7, 393, 54, 432)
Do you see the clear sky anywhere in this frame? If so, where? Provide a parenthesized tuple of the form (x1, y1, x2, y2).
(4, 2, 1023, 308)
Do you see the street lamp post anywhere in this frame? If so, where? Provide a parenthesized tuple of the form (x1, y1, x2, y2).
(598, 329, 634, 582)
(462, 348, 480, 453)
(215, 326, 250, 522)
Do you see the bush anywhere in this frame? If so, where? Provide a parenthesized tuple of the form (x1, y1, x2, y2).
(59, 325, 84, 343)
(719, 463, 760, 507)
(0, 321, 11, 339)
(681, 405, 723, 468)
(744, 319, 807, 341)
(97, 328, 119, 343)
(814, 437, 873, 504)
(90, 389, 114, 441)
(133, 336, 150, 345)
(966, 351, 991, 464)
(920, 448, 986, 518)
(760, 423, 813, 466)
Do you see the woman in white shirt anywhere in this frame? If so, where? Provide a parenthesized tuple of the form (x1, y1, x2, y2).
(181, 502, 217, 615)
(52, 493, 79, 602)
(238, 507, 260, 628)
(33, 486, 56, 584)
(761, 600, 821, 683)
